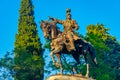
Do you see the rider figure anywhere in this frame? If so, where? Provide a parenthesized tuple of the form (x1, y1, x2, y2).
(50, 8, 79, 52)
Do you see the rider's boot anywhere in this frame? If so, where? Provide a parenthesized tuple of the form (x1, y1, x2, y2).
(69, 39, 76, 51)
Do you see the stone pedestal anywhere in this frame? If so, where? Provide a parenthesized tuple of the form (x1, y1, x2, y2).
(46, 74, 95, 80)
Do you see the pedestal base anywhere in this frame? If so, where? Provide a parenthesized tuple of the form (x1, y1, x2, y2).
(46, 74, 95, 80)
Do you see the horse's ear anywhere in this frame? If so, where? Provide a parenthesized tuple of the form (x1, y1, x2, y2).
(40, 20, 44, 27)
(41, 20, 44, 22)
(40, 20, 45, 23)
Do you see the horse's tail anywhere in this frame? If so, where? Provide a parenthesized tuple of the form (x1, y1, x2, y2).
(88, 43, 98, 66)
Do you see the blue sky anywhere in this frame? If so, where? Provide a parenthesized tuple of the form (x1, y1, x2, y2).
(0, 0, 120, 57)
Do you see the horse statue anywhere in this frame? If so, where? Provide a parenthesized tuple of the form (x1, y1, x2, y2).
(40, 20, 98, 77)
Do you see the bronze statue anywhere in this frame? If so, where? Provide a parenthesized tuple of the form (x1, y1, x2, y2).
(40, 18, 98, 77)
(49, 8, 80, 52)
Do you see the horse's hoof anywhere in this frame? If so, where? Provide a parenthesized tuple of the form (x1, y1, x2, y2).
(85, 74, 89, 78)
(75, 74, 83, 76)
(59, 73, 62, 75)
(55, 62, 60, 68)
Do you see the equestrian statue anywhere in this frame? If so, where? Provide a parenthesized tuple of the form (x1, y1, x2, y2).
(40, 8, 98, 77)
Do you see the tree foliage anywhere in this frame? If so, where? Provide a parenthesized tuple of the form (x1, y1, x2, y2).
(85, 24, 119, 80)
(14, 48, 44, 80)
(86, 24, 116, 41)
(14, 0, 44, 80)
(0, 52, 14, 80)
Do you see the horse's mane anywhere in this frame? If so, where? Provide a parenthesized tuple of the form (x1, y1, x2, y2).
(41, 20, 62, 39)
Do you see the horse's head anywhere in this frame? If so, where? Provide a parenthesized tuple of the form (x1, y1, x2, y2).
(40, 20, 51, 39)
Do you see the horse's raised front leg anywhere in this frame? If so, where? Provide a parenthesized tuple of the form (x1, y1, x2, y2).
(50, 51, 56, 65)
(50, 49, 63, 74)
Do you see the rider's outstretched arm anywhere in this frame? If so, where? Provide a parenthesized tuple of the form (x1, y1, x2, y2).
(48, 16, 63, 24)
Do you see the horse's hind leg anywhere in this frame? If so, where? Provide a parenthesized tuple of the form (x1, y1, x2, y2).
(72, 53, 80, 74)
(84, 54, 89, 77)
(86, 63, 89, 77)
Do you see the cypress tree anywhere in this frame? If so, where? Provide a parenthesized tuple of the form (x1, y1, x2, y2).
(14, 0, 44, 80)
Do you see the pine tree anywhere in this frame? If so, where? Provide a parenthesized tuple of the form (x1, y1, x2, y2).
(14, 0, 44, 80)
